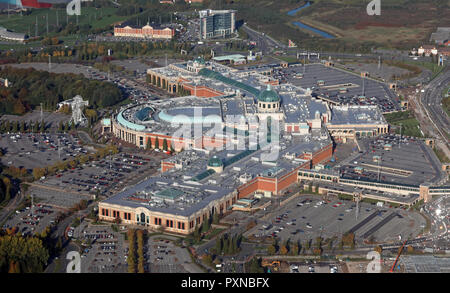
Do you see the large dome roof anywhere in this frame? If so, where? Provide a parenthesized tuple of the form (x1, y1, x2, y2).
(258, 84, 280, 103)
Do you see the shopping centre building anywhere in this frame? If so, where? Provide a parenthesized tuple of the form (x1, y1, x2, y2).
(98, 58, 394, 234)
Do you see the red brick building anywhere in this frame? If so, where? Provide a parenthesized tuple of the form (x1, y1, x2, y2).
(114, 24, 174, 39)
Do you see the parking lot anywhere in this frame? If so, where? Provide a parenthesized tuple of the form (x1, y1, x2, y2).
(400, 255, 450, 273)
(2, 203, 60, 235)
(148, 236, 202, 273)
(70, 224, 128, 273)
(28, 186, 87, 209)
(1, 110, 69, 131)
(340, 135, 444, 186)
(342, 61, 411, 83)
(287, 262, 341, 273)
(39, 152, 160, 197)
(0, 133, 90, 170)
(277, 63, 399, 113)
(248, 195, 426, 244)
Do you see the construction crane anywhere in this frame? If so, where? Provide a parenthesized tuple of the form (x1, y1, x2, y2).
(389, 240, 408, 272)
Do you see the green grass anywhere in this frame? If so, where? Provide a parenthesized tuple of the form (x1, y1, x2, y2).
(275, 55, 301, 64)
(338, 194, 353, 201)
(203, 228, 225, 240)
(433, 147, 450, 164)
(442, 86, 450, 117)
(384, 110, 423, 138)
(361, 198, 382, 205)
(403, 60, 444, 79)
(0, 7, 125, 36)
(410, 199, 424, 211)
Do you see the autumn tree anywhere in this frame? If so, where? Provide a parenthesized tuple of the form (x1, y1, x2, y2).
(162, 138, 168, 151)
(370, 244, 381, 254)
(267, 244, 276, 255)
(280, 245, 288, 255)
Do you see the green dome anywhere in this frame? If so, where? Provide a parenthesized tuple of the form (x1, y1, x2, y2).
(195, 56, 206, 65)
(258, 85, 280, 102)
(207, 156, 223, 167)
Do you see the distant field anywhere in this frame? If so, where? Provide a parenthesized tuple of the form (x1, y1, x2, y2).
(232, 0, 450, 51)
(292, 0, 450, 49)
(0, 7, 125, 35)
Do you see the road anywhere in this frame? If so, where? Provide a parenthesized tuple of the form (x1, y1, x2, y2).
(241, 24, 286, 55)
(44, 204, 94, 273)
(418, 66, 450, 159)
(0, 188, 24, 226)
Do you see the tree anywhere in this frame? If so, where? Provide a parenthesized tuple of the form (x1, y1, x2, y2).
(407, 245, 414, 254)
(313, 247, 323, 255)
(374, 245, 383, 254)
(146, 137, 152, 149)
(222, 235, 229, 253)
(136, 230, 145, 273)
(20, 121, 25, 133)
(55, 237, 63, 253)
(213, 213, 219, 225)
(290, 243, 299, 256)
(137, 261, 145, 273)
(32, 167, 46, 180)
(127, 229, 136, 273)
(248, 257, 264, 273)
(162, 138, 168, 151)
(8, 261, 20, 273)
(231, 235, 238, 254)
(315, 237, 323, 249)
(328, 239, 334, 250)
(13, 100, 26, 115)
(12, 121, 18, 133)
(201, 216, 211, 233)
(193, 224, 201, 242)
(215, 237, 223, 253)
(280, 245, 288, 255)
(267, 245, 276, 255)
(114, 216, 121, 224)
(64, 121, 70, 132)
(305, 239, 311, 250)
(2, 177, 11, 203)
(342, 232, 355, 248)
(154, 138, 160, 150)
(0, 234, 49, 273)
(203, 254, 213, 266)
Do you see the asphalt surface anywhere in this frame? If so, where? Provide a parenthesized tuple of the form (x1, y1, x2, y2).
(421, 66, 450, 145)
(241, 24, 286, 55)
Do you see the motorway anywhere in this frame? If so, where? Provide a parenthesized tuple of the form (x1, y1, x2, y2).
(418, 66, 450, 159)
(241, 24, 286, 55)
(421, 66, 450, 140)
